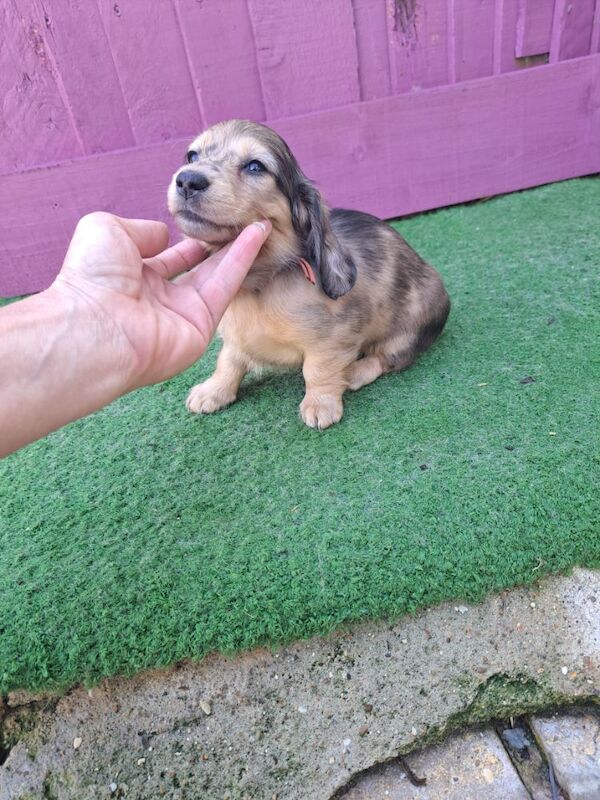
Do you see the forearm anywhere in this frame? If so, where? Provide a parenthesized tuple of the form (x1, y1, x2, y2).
(0, 288, 132, 457)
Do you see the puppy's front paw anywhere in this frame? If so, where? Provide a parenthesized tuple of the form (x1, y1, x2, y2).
(300, 393, 343, 430)
(186, 381, 237, 415)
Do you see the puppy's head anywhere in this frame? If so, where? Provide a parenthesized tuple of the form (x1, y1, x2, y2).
(167, 120, 356, 299)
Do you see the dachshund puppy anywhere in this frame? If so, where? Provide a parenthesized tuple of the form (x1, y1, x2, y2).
(167, 120, 450, 429)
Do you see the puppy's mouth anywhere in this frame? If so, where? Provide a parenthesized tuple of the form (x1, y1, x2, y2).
(176, 209, 232, 230)
(174, 209, 242, 247)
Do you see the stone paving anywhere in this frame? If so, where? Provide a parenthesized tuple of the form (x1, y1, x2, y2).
(345, 728, 531, 799)
(346, 709, 600, 799)
(531, 712, 600, 800)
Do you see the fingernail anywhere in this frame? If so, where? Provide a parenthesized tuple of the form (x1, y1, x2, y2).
(252, 220, 269, 234)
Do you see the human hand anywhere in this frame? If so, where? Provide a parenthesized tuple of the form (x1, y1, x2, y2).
(51, 212, 271, 391)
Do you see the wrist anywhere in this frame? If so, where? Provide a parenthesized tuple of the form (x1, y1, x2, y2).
(0, 283, 143, 456)
(0, 285, 135, 456)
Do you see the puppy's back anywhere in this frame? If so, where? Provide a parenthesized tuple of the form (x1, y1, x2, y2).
(331, 208, 450, 358)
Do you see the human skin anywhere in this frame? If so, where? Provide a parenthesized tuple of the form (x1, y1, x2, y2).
(0, 212, 271, 457)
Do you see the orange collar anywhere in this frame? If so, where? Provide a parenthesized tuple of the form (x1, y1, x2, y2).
(299, 258, 317, 285)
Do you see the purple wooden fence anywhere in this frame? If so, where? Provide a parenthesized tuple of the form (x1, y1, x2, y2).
(1, 0, 599, 296)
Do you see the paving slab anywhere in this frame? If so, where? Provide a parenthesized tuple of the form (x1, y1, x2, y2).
(1, 569, 598, 800)
(499, 722, 565, 800)
(531, 711, 600, 800)
(345, 729, 530, 799)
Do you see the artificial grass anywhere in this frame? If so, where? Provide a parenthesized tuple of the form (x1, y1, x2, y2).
(1, 177, 599, 695)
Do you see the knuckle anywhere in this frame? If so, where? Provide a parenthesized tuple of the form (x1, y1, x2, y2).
(76, 211, 114, 231)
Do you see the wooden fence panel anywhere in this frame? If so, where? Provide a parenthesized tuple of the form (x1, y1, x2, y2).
(0, 0, 82, 173)
(493, 0, 521, 74)
(2, 54, 599, 296)
(453, 0, 496, 82)
(593, 0, 600, 53)
(2, 0, 600, 295)
(386, 0, 450, 92)
(516, 0, 554, 57)
(30, 0, 134, 154)
(351, 0, 392, 101)
(97, 0, 202, 145)
(247, 0, 360, 117)
(174, 0, 265, 125)
(551, 0, 597, 62)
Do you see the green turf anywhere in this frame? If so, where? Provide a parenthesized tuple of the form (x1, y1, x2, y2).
(1, 177, 599, 695)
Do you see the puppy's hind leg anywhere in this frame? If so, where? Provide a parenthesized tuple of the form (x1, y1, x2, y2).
(377, 331, 418, 376)
(346, 354, 385, 391)
(378, 306, 450, 378)
(379, 295, 450, 376)
(347, 338, 415, 392)
(187, 344, 249, 414)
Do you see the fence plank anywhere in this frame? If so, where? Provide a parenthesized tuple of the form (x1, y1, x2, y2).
(273, 55, 600, 217)
(493, 0, 521, 74)
(30, 0, 134, 153)
(387, 0, 450, 93)
(0, 0, 82, 173)
(0, 139, 185, 297)
(592, 0, 600, 53)
(173, 0, 264, 126)
(247, 0, 360, 117)
(352, 0, 392, 100)
(551, 0, 596, 62)
(2, 54, 599, 297)
(453, 0, 496, 81)
(96, 0, 202, 145)
(515, 0, 554, 57)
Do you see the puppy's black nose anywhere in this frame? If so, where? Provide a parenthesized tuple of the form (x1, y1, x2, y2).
(176, 170, 210, 200)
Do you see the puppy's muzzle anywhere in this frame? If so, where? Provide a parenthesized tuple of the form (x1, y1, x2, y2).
(176, 170, 210, 201)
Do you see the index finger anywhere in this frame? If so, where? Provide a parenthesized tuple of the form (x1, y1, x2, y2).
(191, 221, 271, 323)
(209, 221, 271, 291)
(114, 215, 170, 258)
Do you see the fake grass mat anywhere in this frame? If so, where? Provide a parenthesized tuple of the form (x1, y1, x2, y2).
(1, 177, 599, 695)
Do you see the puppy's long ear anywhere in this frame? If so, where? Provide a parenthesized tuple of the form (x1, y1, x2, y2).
(291, 180, 357, 300)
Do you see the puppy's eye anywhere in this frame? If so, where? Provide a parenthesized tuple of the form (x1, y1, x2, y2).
(186, 151, 199, 164)
(244, 159, 266, 175)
